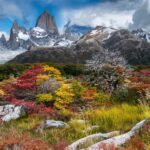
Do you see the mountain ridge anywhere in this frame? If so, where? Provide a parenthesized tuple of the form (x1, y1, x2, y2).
(8, 28, 150, 65)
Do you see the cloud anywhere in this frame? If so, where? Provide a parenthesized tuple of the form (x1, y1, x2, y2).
(0, 0, 36, 27)
(61, 0, 140, 29)
(130, 0, 150, 31)
(0, 0, 23, 20)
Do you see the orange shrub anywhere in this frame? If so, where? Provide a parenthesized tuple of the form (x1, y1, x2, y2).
(81, 89, 97, 101)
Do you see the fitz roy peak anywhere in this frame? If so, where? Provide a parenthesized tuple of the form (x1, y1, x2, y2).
(0, 10, 77, 50)
(0, 10, 96, 51)
(36, 10, 59, 36)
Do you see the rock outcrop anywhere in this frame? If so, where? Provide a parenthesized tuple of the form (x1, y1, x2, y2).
(8, 20, 30, 50)
(0, 104, 26, 122)
(66, 119, 149, 150)
(0, 34, 7, 47)
(85, 119, 148, 150)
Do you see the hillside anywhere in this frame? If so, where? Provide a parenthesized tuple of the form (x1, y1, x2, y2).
(9, 28, 150, 65)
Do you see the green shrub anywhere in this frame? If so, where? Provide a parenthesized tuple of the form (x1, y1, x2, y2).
(94, 92, 110, 104)
(36, 93, 53, 103)
(112, 87, 139, 104)
(72, 81, 85, 99)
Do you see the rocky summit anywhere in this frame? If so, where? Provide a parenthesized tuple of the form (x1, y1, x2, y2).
(36, 10, 59, 36)
(0, 10, 81, 51)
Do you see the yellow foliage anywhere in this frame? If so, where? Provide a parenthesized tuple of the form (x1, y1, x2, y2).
(36, 66, 62, 85)
(36, 93, 53, 102)
(43, 65, 62, 81)
(36, 74, 49, 85)
(0, 89, 5, 97)
(37, 74, 49, 80)
(54, 84, 74, 109)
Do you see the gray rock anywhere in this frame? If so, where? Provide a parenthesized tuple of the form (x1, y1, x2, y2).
(36, 10, 59, 36)
(0, 104, 26, 122)
(41, 120, 67, 129)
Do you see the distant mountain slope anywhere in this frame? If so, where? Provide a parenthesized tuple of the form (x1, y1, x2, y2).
(8, 27, 150, 65)
(132, 28, 150, 42)
(63, 21, 93, 41)
(104, 29, 150, 65)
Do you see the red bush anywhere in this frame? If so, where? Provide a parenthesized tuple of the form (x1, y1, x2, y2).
(36, 104, 53, 114)
(130, 137, 145, 150)
(14, 64, 44, 91)
(10, 98, 35, 109)
(98, 142, 115, 150)
(52, 141, 68, 150)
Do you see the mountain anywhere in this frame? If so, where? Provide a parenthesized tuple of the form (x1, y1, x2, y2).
(76, 26, 117, 46)
(9, 27, 150, 65)
(8, 21, 30, 50)
(0, 10, 77, 51)
(104, 29, 150, 65)
(1, 10, 150, 65)
(63, 21, 93, 41)
(0, 34, 7, 47)
(132, 28, 150, 42)
(36, 10, 59, 36)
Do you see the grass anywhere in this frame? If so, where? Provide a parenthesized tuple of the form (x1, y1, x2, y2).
(0, 104, 149, 147)
(83, 104, 150, 132)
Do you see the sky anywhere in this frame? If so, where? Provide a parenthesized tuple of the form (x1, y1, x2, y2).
(0, 0, 150, 39)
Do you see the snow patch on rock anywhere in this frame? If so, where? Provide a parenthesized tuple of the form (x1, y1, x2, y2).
(18, 32, 29, 41)
(31, 27, 48, 38)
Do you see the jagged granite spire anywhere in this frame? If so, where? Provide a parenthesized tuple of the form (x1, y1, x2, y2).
(36, 10, 59, 36)
(0, 34, 7, 44)
(8, 20, 28, 49)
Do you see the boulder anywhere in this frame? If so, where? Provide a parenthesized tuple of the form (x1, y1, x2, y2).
(0, 104, 26, 122)
(38, 120, 68, 130)
(66, 131, 119, 150)
(85, 119, 148, 150)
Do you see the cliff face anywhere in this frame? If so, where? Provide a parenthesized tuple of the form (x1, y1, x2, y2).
(0, 34, 7, 47)
(5, 10, 61, 50)
(36, 10, 59, 36)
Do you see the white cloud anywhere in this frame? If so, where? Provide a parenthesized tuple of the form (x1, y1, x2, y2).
(130, 0, 150, 31)
(61, 0, 140, 29)
(0, 0, 23, 20)
(0, 0, 36, 27)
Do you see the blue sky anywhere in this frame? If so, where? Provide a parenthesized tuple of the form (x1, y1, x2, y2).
(0, 0, 150, 39)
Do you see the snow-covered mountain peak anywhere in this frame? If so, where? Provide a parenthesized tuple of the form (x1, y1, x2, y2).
(30, 27, 48, 38)
(18, 31, 29, 41)
(64, 21, 93, 41)
(89, 26, 117, 37)
(77, 26, 117, 45)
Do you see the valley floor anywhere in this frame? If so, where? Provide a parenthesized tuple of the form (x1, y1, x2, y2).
(0, 63, 149, 150)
